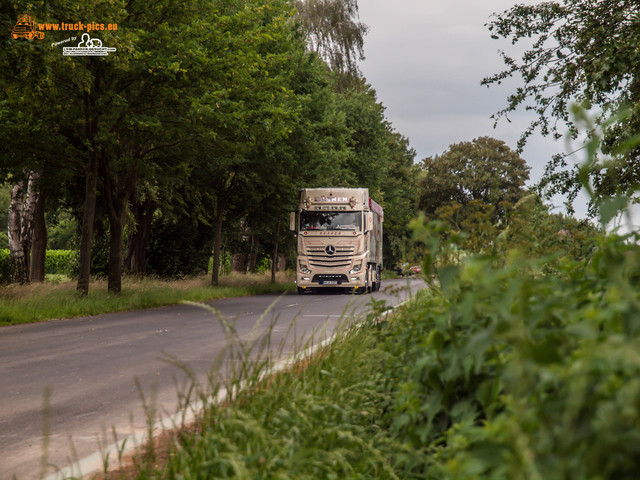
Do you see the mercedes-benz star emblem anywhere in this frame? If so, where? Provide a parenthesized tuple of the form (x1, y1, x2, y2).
(325, 245, 336, 255)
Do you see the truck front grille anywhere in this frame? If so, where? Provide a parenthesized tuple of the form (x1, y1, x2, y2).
(307, 246, 355, 269)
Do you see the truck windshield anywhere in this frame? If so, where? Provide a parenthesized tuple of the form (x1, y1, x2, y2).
(300, 211, 362, 231)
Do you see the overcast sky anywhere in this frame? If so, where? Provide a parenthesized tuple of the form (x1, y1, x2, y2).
(356, 0, 591, 218)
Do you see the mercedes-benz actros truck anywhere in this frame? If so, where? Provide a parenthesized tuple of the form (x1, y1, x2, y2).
(290, 188, 383, 294)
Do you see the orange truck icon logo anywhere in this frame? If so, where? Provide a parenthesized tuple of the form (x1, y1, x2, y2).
(12, 14, 44, 40)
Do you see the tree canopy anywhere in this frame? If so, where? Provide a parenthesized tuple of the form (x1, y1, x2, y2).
(417, 136, 530, 219)
(293, 0, 368, 85)
(1, 0, 419, 289)
(483, 0, 640, 212)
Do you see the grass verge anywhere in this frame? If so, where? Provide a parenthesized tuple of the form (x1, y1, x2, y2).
(95, 293, 413, 480)
(0, 272, 295, 326)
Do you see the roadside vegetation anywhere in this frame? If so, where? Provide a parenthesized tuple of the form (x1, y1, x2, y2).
(6, 0, 640, 477)
(94, 104, 640, 479)
(100, 215, 640, 479)
(0, 272, 294, 326)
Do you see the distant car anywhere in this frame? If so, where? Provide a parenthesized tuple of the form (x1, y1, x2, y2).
(389, 263, 407, 276)
(409, 265, 422, 275)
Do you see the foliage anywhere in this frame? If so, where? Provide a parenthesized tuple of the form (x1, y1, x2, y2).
(378, 217, 640, 479)
(0, 249, 9, 285)
(44, 250, 78, 277)
(434, 200, 498, 255)
(0, 248, 77, 284)
(146, 213, 212, 278)
(0, 0, 417, 289)
(495, 193, 600, 270)
(380, 132, 419, 264)
(46, 209, 79, 250)
(417, 137, 530, 222)
(376, 107, 640, 479)
(0, 183, 9, 248)
(294, 0, 369, 83)
(484, 0, 640, 212)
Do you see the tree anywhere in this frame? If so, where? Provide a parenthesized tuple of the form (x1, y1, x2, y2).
(417, 137, 530, 221)
(374, 131, 417, 265)
(495, 193, 600, 270)
(180, 0, 303, 286)
(0, 184, 10, 248)
(0, 0, 82, 283)
(483, 0, 640, 212)
(294, 0, 368, 86)
(7, 171, 40, 283)
(2, 0, 223, 293)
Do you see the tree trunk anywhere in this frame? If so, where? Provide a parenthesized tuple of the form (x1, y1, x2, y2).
(30, 190, 47, 282)
(104, 167, 136, 294)
(232, 253, 246, 272)
(211, 198, 226, 286)
(277, 255, 286, 271)
(247, 234, 259, 273)
(107, 204, 126, 294)
(271, 220, 280, 283)
(76, 151, 99, 296)
(20, 171, 40, 279)
(125, 200, 155, 274)
(7, 172, 40, 284)
(8, 180, 26, 284)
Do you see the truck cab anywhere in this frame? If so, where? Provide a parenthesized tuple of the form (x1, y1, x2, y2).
(291, 188, 383, 294)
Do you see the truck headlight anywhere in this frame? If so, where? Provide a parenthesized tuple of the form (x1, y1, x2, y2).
(349, 263, 362, 274)
(299, 262, 312, 275)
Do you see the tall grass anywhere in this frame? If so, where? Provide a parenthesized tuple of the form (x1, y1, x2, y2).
(0, 272, 295, 326)
(91, 230, 640, 477)
(89, 288, 412, 480)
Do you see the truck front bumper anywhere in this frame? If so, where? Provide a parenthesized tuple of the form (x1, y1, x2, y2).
(296, 270, 367, 290)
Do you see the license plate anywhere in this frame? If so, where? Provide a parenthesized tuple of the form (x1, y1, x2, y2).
(323, 281, 338, 285)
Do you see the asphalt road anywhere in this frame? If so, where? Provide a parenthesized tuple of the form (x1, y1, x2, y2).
(0, 277, 424, 480)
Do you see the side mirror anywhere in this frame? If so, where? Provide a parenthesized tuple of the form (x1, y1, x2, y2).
(289, 212, 296, 231)
(365, 212, 373, 233)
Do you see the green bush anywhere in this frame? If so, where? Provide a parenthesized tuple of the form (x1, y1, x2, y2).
(0, 249, 9, 284)
(0, 249, 78, 284)
(380, 219, 640, 479)
(45, 250, 79, 277)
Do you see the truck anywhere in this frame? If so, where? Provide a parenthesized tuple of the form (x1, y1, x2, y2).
(290, 187, 383, 294)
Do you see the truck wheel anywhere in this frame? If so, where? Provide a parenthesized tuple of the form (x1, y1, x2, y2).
(297, 287, 305, 295)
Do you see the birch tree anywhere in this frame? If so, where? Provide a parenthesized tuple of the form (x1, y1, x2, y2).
(7, 171, 40, 284)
